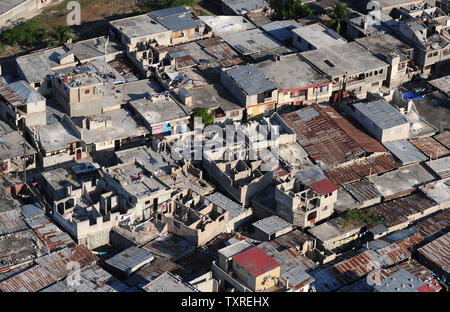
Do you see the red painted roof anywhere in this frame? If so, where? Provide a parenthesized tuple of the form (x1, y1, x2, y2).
(232, 246, 280, 277)
(309, 178, 339, 195)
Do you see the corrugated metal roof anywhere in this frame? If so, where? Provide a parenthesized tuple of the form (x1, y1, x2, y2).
(425, 156, 450, 179)
(281, 104, 387, 169)
(226, 65, 277, 95)
(105, 246, 154, 274)
(142, 233, 195, 261)
(35, 245, 98, 281)
(24, 215, 74, 252)
(434, 130, 450, 149)
(384, 140, 428, 165)
(232, 246, 280, 277)
(21, 203, 44, 219)
(380, 259, 438, 283)
(149, 7, 203, 32)
(339, 259, 438, 292)
(41, 263, 132, 292)
(343, 179, 382, 203)
(245, 12, 271, 27)
(410, 137, 450, 159)
(375, 232, 424, 265)
(0, 209, 28, 235)
(259, 242, 314, 289)
(369, 194, 437, 229)
(125, 256, 188, 288)
(0, 263, 57, 292)
(353, 99, 409, 130)
(309, 178, 339, 195)
(412, 209, 450, 242)
(374, 269, 428, 292)
(197, 38, 245, 68)
(258, 241, 316, 276)
(310, 249, 385, 292)
(252, 215, 291, 235)
(325, 153, 401, 185)
(418, 232, 450, 273)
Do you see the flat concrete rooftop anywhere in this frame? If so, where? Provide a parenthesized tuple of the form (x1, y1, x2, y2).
(299, 42, 389, 78)
(72, 108, 148, 145)
(38, 117, 80, 152)
(198, 15, 255, 36)
(106, 162, 167, 197)
(356, 33, 414, 63)
(16, 47, 71, 83)
(257, 54, 330, 90)
(221, 28, 283, 55)
(41, 167, 81, 193)
(130, 95, 189, 126)
(110, 14, 170, 39)
(292, 23, 347, 49)
(66, 36, 124, 62)
(371, 163, 436, 198)
(179, 84, 242, 112)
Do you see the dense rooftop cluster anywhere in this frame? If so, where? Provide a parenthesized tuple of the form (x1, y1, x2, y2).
(0, 0, 448, 293)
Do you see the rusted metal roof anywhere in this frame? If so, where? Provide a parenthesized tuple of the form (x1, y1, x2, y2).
(232, 246, 280, 277)
(412, 209, 450, 241)
(343, 179, 382, 203)
(410, 137, 450, 158)
(125, 256, 188, 288)
(376, 232, 424, 265)
(178, 67, 211, 89)
(142, 233, 195, 261)
(259, 239, 317, 272)
(369, 194, 437, 229)
(245, 12, 271, 27)
(325, 153, 401, 185)
(174, 54, 198, 69)
(322, 105, 387, 154)
(0, 209, 28, 235)
(380, 259, 438, 283)
(0, 83, 26, 107)
(196, 37, 245, 68)
(340, 259, 440, 292)
(281, 104, 387, 169)
(434, 130, 450, 149)
(281, 105, 363, 168)
(0, 264, 57, 292)
(418, 232, 450, 273)
(259, 242, 314, 289)
(35, 245, 98, 281)
(41, 263, 132, 292)
(309, 178, 339, 196)
(25, 215, 74, 252)
(310, 249, 384, 292)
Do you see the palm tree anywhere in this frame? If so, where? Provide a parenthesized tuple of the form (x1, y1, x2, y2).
(49, 25, 74, 47)
(326, 2, 351, 35)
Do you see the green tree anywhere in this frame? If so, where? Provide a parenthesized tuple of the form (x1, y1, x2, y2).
(48, 25, 74, 47)
(193, 107, 214, 126)
(325, 2, 351, 35)
(281, 0, 313, 20)
(1, 19, 47, 47)
(341, 209, 381, 229)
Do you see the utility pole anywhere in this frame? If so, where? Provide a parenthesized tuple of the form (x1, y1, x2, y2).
(21, 141, 27, 185)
